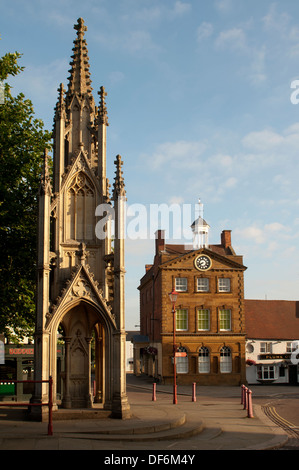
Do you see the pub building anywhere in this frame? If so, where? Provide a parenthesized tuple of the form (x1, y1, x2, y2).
(245, 299, 299, 385)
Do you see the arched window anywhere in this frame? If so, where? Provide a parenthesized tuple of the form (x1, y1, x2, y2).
(220, 346, 232, 373)
(66, 172, 95, 241)
(198, 347, 210, 373)
(176, 347, 188, 374)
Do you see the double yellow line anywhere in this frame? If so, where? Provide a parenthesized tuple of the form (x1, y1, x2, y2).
(263, 405, 299, 438)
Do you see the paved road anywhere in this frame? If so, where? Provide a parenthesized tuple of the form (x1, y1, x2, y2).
(254, 395, 299, 449)
(127, 375, 299, 450)
(0, 375, 298, 451)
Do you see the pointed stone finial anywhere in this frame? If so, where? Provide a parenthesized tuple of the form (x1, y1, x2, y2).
(54, 83, 66, 120)
(113, 155, 126, 198)
(67, 18, 92, 98)
(40, 148, 52, 196)
(98, 86, 109, 126)
(74, 17, 87, 37)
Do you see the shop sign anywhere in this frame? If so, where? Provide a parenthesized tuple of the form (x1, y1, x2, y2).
(8, 348, 34, 355)
(260, 353, 291, 360)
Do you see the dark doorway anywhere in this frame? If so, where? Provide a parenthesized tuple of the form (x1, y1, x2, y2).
(289, 365, 298, 385)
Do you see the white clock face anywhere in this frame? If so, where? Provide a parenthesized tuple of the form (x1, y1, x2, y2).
(194, 255, 211, 271)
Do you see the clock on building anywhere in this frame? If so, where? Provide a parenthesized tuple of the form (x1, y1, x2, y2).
(194, 254, 212, 271)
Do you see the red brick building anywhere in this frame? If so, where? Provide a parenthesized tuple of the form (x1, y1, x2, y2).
(135, 227, 247, 386)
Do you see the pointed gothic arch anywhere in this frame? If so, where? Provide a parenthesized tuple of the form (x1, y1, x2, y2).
(65, 171, 95, 241)
(49, 297, 115, 410)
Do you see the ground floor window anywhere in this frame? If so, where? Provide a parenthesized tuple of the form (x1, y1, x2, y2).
(257, 365, 276, 380)
(176, 347, 188, 374)
(198, 347, 210, 373)
(220, 346, 232, 373)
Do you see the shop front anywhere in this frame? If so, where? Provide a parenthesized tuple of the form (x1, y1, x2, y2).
(0, 345, 64, 401)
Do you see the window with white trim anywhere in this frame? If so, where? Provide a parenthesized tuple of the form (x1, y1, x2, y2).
(219, 309, 231, 331)
(218, 278, 231, 292)
(175, 277, 187, 292)
(197, 309, 210, 331)
(198, 347, 210, 373)
(286, 342, 298, 353)
(176, 347, 188, 374)
(260, 342, 272, 353)
(176, 309, 188, 331)
(257, 365, 276, 380)
(197, 278, 209, 292)
(220, 346, 232, 373)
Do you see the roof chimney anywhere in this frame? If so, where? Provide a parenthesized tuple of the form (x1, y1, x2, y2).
(221, 230, 231, 248)
(155, 230, 165, 255)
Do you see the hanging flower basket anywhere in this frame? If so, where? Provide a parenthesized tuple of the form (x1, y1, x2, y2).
(246, 359, 256, 366)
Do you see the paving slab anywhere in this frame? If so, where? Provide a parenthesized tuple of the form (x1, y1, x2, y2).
(0, 374, 293, 451)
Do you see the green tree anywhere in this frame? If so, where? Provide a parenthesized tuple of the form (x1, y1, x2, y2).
(0, 50, 52, 342)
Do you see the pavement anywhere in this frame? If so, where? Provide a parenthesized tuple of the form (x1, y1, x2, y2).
(0, 374, 298, 452)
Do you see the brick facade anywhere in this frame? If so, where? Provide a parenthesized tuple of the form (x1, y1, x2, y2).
(137, 229, 247, 385)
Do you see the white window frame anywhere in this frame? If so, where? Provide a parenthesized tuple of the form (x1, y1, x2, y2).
(218, 278, 231, 292)
(220, 346, 232, 373)
(219, 309, 231, 331)
(197, 309, 210, 331)
(175, 347, 188, 374)
(260, 342, 272, 353)
(198, 347, 210, 373)
(257, 365, 277, 381)
(197, 277, 209, 292)
(175, 277, 188, 292)
(286, 341, 299, 353)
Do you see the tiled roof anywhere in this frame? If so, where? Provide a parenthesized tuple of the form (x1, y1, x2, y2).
(245, 299, 299, 340)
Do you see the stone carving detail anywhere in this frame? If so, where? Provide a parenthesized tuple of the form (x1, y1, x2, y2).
(46, 264, 115, 327)
(73, 279, 94, 299)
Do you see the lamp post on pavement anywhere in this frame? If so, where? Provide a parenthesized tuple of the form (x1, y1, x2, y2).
(169, 288, 178, 404)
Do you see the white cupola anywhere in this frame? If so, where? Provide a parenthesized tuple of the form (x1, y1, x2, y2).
(191, 199, 210, 249)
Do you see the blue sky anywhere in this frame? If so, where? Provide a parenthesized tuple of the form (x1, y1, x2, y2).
(1, 0, 299, 330)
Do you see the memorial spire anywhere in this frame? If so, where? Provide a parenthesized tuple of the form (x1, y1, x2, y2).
(66, 17, 93, 99)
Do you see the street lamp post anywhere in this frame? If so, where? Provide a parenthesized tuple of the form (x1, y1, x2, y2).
(169, 288, 178, 404)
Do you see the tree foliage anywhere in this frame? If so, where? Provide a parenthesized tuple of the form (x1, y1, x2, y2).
(0, 49, 52, 342)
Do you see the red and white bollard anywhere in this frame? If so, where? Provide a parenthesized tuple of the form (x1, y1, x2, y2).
(152, 382, 156, 401)
(247, 388, 254, 418)
(192, 382, 196, 402)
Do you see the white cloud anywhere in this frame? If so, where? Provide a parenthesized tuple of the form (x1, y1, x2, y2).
(214, 0, 233, 12)
(172, 1, 192, 16)
(224, 176, 237, 189)
(236, 225, 265, 244)
(10, 58, 68, 106)
(215, 27, 247, 52)
(95, 29, 161, 56)
(196, 22, 214, 43)
(235, 222, 291, 248)
(242, 129, 284, 151)
(262, 3, 290, 35)
(146, 140, 207, 170)
(249, 46, 267, 85)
